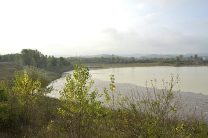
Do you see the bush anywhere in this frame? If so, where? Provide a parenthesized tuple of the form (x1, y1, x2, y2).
(0, 69, 54, 137)
(53, 65, 110, 137)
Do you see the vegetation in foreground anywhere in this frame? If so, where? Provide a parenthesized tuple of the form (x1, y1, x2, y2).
(0, 65, 208, 138)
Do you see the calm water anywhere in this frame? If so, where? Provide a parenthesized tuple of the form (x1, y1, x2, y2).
(90, 66, 208, 95)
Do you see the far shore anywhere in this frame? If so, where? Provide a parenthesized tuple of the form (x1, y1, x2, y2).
(86, 63, 208, 70)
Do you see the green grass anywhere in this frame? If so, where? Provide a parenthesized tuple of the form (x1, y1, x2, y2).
(0, 96, 60, 138)
(0, 62, 22, 81)
(0, 62, 64, 85)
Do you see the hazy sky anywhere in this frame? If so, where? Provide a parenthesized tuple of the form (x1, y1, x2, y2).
(0, 0, 208, 56)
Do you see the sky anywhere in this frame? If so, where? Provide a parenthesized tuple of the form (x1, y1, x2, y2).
(0, 0, 208, 56)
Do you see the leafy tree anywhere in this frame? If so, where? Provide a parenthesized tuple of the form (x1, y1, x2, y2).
(57, 65, 109, 137)
(12, 70, 49, 125)
(0, 49, 72, 74)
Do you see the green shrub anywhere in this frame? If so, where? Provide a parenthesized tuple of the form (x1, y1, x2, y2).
(54, 65, 110, 137)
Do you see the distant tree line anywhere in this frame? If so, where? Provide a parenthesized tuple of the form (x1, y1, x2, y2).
(1, 50, 207, 70)
(0, 49, 72, 73)
(69, 54, 208, 66)
(69, 56, 137, 64)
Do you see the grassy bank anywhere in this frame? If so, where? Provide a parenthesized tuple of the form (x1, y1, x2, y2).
(0, 62, 72, 87)
(0, 62, 22, 81)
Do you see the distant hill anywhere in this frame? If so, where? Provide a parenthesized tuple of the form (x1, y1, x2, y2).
(183, 53, 208, 57)
(120, 53, 208, 58)
(90, 54, 177, 59)
(139, 54, 176, 59)
(66, 53, 208, 59)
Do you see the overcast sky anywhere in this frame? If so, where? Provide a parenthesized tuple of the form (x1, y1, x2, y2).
(0, 0, 208, 56)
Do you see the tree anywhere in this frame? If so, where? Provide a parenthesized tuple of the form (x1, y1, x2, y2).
(12, 70, 48, 124)
(58, 65, 109, 137)
(194, 54, 198, 59)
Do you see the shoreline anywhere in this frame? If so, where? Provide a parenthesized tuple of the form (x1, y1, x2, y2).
(48, 74, 208, 120)
(94, 79, 208, 119)
(86, 63, 208, 70)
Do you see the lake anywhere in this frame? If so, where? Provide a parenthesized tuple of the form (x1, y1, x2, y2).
(90, 66, 208, 95)
(49, 66, 208, 98)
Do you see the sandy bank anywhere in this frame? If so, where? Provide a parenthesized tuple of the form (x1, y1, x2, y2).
(48, 78, 208, 120)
